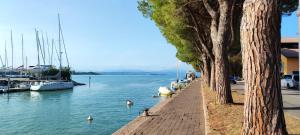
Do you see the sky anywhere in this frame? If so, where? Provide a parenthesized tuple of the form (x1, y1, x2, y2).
(0, 1, 297, 72)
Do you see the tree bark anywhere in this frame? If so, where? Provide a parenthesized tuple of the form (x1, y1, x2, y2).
(241, 0, 288, 134)
(210, 60, 216, 91)
(202, 55, 210, 87)
(210, 0, 233, 104)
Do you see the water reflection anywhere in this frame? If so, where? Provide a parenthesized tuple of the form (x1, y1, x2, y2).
(29, 89, 73, 101)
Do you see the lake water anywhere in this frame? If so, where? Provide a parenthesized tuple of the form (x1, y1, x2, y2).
(0, 74, 177, 135)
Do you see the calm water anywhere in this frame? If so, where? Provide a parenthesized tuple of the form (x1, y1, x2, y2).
(0, 74, 177, 135)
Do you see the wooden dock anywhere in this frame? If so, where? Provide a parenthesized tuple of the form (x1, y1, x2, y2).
(113, 79, 205, 135)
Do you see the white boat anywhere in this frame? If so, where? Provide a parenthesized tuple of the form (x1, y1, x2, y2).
(30, 14, 74, 91)
(0, 80, 9, 93)
(158, 87, 172, 96)
(0, 86, 8, 93)
(170, 81, 178, 90)
(30, 81, 74, 91)
(17, 83, 31, 90)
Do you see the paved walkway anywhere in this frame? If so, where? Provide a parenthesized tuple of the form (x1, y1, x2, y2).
(113, 79, 205, 135)
(281, 89, 300, 119)
(232, 82, 300, 119)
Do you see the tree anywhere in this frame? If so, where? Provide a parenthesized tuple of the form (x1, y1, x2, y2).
(202, 0, 234, 104)
(138, 0, 214, 88)
(241, 0, 288, 134)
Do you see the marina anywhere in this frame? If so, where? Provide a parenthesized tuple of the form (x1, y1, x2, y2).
(0, 14, 79, 93)
(0, 74, 177, 135)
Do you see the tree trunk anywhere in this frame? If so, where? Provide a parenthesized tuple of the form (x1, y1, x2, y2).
(241, 0, 287, 134)
(210, 60, 216, 91)
(214, 0, 233, 104)
(202, 55, 210, 87)
(203, 0, 233, 103)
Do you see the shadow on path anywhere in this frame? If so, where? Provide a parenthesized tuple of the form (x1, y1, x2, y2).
(282, 93, 300, 96)
(232, 102, 244, 106)
(283, 107, 300, 110)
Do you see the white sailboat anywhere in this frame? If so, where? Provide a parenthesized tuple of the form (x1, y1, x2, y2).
(30, 14, 74, 91)
(30, 81, 73, 91)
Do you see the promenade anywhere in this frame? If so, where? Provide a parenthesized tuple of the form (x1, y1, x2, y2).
(113, 79, 205, 135)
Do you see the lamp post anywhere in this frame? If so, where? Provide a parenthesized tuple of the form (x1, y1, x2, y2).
(297, 3, 300, 94)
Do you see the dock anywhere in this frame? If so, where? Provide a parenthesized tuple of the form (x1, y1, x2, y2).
(113, 79, 205, 135)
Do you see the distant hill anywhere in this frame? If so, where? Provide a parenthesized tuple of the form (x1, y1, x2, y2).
(71, 70, 199, 76)
(99, 72, 166, 75)
(71, 71, 102, 75)
(71, 71, 168, 76)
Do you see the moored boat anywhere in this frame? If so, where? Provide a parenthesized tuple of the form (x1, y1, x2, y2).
(158, 86, 173, 96)
(30, 81, 74, 91)
(30, 14, 74, 91)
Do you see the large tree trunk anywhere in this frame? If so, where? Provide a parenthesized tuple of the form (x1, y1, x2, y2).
(214, 0, 233, 104)
(210, 60, 216, 91)
(241, 0, 287, 134)
(203, 0, 233, 103)
(202, 55, 211, 87)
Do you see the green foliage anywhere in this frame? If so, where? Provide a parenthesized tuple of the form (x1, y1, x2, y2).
(138, 0, 204, 69)
(138, 0, 298, 76)
(42, 67, 71, 80)
(281, 0, 298, 15)
(61, 67, 71, 80)
(43, 67, 59, 76)
(137, 0, 153, 18)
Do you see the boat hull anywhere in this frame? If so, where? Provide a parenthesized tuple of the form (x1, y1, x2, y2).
(30, 81, 74, 91)
(158, 87, 172, 96)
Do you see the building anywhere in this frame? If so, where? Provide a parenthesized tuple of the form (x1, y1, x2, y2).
(281, 37, 299, 75)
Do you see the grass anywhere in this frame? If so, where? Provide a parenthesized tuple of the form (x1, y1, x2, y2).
(202, 87, 300, 135)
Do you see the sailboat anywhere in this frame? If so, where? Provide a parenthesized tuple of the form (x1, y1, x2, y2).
(30, 14, 74, 91)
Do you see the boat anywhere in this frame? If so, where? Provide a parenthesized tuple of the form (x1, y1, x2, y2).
(30, 14, 74, 91)
(170, 81, 178, 90)
(30, 81, 73, 91)
(0, 80, 8, 93)
(158, 87, 173, 96)
(17, 82, 31, 90)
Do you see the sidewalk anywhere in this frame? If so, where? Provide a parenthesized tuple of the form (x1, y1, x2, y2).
(113, 79, 205, 135)
(231, 82, 300, 119)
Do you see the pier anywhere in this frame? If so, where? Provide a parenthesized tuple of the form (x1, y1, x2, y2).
(113, 79, 205, 135)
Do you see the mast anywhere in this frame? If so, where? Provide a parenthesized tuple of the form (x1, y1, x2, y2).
(58, 13, 72, 80)
(41, 31, 46, 65)
(4, 40, 7, 76)
(59, 22, 70, 68)
(176, 60, 179, 82)
(22, 34, 24, 74)
(35, 29, 41, 80)
(0, 55, 3, 68)
(46, 32, 50, 65)
(58, 14, 62, 80)
(53, 40, 60, 64)
(10, 31, 13, 74)
(25, 56, 28, 76)
(51, 39, 54, 65)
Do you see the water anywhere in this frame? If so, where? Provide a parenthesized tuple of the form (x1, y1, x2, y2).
(0, 74, 177, 135)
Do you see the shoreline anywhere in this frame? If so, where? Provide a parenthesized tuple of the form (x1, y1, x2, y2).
(113, 79, 201, 135)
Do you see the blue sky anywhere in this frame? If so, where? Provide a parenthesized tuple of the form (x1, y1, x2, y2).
(0, 1, 297, 71)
